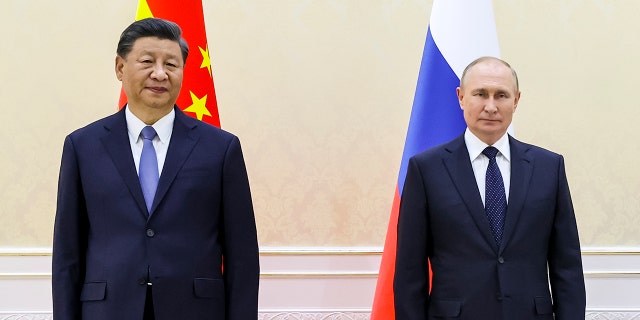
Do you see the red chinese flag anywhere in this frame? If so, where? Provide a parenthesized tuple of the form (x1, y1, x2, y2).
(118, 0, 220, 128)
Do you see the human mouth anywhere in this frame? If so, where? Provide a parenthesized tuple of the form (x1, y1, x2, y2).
(147, 87, 168, 93)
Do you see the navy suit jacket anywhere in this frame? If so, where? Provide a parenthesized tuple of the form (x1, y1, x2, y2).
(394, 134, 585, 320)
(53, 107, 259, 320)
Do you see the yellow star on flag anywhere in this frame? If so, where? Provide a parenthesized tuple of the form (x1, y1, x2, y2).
(135, 0, 154, 20)
(199, 45, 212, 77)
(183, 91, 211, 121)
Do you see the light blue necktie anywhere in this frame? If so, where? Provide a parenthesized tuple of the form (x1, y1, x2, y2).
(483, 146, 506, 247)
(139, 126, 159, 213)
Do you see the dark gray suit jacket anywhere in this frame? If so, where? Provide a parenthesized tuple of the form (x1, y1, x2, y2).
(394, 134, 585, 320)
(53, 107, 259, 320)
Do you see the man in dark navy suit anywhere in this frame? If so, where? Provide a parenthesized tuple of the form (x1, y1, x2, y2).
(53, 18, 259, 320)
(394, 57, 585, 319)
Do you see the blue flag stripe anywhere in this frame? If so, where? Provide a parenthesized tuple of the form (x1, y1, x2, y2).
(397, 27, 466, 194)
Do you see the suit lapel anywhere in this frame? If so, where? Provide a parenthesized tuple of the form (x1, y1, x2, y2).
(100, 109, 148, 218)
(150, 108, 199, 215)
(443, 136, 499, 252)
(500, 136, 533, 254)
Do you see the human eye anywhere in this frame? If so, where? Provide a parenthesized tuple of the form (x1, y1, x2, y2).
(164, 57, 181, 68)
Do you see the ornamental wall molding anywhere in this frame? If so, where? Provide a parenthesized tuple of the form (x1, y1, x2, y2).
(1, 311, 640, 320)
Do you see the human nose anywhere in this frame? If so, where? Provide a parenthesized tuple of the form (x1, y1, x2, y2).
(484, 98, 498, 113)
(150, 63, 168, 81)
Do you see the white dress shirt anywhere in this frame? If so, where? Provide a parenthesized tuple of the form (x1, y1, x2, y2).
(125, 106, 175, 176)
(464, 128, 511, 206)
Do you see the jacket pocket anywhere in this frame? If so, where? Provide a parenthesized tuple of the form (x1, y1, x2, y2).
(534, 296, 553, 314)
(80, 282, 106, 301)
(193, 278, 224, 299)
(429, 299, 462, 317)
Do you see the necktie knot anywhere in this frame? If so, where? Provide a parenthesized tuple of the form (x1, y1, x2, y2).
(482, 146, 499, 160)
(141, 126, 157, 141)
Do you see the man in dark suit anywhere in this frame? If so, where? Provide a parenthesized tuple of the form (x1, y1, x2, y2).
(52, 18, 259, 320)
(394, 57, 585, 319)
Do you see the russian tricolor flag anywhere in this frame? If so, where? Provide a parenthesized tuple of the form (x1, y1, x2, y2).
(371, 1, 500, 318)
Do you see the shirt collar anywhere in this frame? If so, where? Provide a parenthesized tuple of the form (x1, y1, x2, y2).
(464, 128, 511, 162)
(125, 105, 175, 143)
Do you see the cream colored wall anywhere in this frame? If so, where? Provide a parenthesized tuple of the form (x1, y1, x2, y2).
(497, 0, 640, 246)
(0, 0, 637, 248)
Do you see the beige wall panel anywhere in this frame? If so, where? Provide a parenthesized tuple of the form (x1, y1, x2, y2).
(204, 1, 430, 245)
(495, 0, 640, 245)
(0, 0, 637, 247)
(0, 0, 136, 247)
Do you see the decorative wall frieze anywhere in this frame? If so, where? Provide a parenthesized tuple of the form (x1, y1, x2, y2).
(0, 314, 52, 320)
(2, 311, 640, 320)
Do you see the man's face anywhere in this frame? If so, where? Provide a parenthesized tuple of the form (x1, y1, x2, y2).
(115, 37, 184, 113)
(457, 60, 520, 145)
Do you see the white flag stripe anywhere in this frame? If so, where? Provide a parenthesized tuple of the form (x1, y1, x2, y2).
(430, 0, 501, 79)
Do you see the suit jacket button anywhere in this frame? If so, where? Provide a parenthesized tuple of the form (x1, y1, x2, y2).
(138, 278, 147, 285)
(146, 229, 155, 237)
(498, 257, 505, 264)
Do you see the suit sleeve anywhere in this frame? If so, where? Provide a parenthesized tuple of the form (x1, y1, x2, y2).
(220, 136, 260, 320)
(52, 135, 88, 320)
(394, 157, 430, 320)
(548, 156, 586, 319)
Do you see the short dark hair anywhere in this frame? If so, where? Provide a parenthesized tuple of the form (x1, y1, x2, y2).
(460, 56, 519, 92)
(116, 18, 189, 63)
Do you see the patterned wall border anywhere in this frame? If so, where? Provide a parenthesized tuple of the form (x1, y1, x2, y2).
(2, 311, 640, 320)
(0, 314, 52, 320)
(1, 246, 640, 255)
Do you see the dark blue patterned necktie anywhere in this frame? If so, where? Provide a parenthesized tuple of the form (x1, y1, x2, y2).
(139, 126, 159, 213)
(482, 146, 506, 247)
